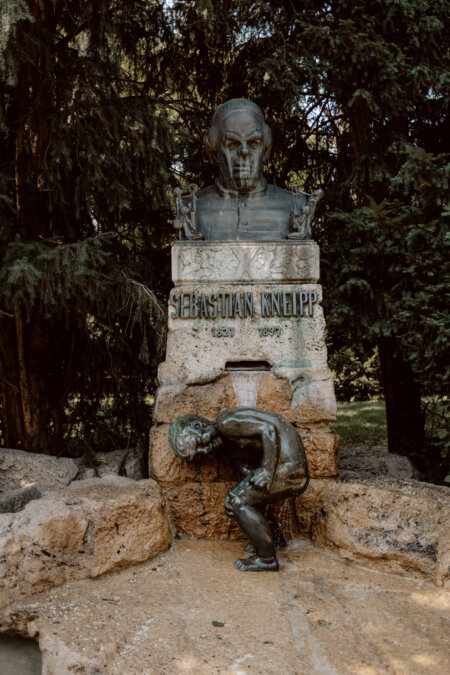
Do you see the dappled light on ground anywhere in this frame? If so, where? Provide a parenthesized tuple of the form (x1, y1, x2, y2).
(3, 540, 448, 673)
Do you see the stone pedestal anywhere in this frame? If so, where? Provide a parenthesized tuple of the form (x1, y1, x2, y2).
(150, 240, 338, 540)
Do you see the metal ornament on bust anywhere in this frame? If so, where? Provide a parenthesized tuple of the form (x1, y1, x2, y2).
(170, 184, 204, 240)
(287, 187, 324, 241)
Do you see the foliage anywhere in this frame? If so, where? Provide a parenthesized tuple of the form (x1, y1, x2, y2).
(329, 346, 382, 402)
(165, 0, 449, 480)
(0, 1, 448, 480)
(0, 0, 174, 453)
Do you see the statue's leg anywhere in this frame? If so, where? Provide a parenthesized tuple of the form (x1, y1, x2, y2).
(226, 479, 278, 571)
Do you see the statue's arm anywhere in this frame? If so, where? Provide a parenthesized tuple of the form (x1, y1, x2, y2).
(250, 422, 279, 491)
(217, 412, 280, 491)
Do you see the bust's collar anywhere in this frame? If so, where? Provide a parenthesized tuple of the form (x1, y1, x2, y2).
(214, 177, 267, 199)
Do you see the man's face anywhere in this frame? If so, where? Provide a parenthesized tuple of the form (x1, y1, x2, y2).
(217, 111, 266, 193)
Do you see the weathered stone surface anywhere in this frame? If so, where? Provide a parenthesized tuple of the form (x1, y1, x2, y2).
(149, 424, 219, 483)
(154, 369, 336, 429)
(290, 373, 337, 424)
(0, 476, 171, 603)
(158, 283, 326, 385)
(296, 477, 450, 587)
(164, 481, 243, 539)
(254, 372, 293, 418)
(339, 446, 415, 481)
(172, 240, 320, 284)
(2, 540, 449, 674)
(256, 370, 337, 425)
(153, 376, 237, 424)
(40, 635, 118, 675)
(75, 446, 147, 481)
(0, 448, 78, 491)
(0, 484, 41, 514)
(0, 498, 89, 601)
(67, 477, 171, 577)
(300, 423, 339, 477)
(436, 529, 450, 589)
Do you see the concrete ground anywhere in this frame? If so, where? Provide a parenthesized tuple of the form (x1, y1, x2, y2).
(3, 539, 450, 674)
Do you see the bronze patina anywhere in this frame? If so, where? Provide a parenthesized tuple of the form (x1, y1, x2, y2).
(169, 408, 310, 571)
(171, 98, 324, 242)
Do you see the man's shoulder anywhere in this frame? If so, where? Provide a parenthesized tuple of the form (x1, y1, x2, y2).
(266, 183, 305, 207)
(196, 184, 219, 201)
(266, 183, 291, 197)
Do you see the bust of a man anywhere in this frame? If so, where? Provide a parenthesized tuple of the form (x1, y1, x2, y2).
(194, 99, 305, 241)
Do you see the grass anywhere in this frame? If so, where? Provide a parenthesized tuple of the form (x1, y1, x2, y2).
(333, 400, 387, 449)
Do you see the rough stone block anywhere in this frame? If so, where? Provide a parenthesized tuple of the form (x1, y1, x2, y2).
(0, 484, 41, 514)
(295, 477, 450, 587)
(75, 446, 147, 481)
(0, 499, 89, 598)
(300, 423, 339, 477)
(291, 376, 337, 424)
(339, 447, 415, 481)
(0, 476, 171, 602)
(153, 377, 236, 424)
(254, 373, 293, 418)
(0, 448, 78, 491)
(67, 477, 171, 577)
(256, 370, 337, 425)
(163, 481, 243, 539)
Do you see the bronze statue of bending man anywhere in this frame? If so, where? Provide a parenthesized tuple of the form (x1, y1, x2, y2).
(169, 408, 309, 571)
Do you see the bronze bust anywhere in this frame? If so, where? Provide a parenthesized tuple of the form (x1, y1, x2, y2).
(170, 99, 323, 242)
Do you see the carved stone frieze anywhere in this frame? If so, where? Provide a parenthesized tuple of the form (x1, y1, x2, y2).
(172, 241, 319, 284)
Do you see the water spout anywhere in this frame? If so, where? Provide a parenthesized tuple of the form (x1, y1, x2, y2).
(230, 372, 263, 408)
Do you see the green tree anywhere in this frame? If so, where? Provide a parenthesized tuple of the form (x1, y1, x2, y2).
(0, 0, 174, 453)
(166, 0, 449, 478)
(1, 1, 448, 480)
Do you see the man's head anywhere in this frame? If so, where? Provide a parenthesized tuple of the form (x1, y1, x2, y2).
(168, 414, 220, 460)
(204, 99, 272, 193)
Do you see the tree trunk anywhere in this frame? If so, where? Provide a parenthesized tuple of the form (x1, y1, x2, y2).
(377, 337, 426, 469)
(0, 313, 52, 452)
(0, 318, 28, 449)
(0, 1, 57, 452)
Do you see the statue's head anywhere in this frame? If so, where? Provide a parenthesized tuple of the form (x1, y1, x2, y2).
(168, 414, 220, 460)
(204, 99, 272, 193)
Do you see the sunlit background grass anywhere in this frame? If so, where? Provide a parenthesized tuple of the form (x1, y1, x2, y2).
(334, 400, 387, 449)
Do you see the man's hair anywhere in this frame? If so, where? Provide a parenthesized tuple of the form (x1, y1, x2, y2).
(168, 414, 215, 459)
(203, 98, 272, 164)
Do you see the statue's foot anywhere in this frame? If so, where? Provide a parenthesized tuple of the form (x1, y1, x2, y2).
(244, 541, 255, 554)
(234, 555, 279, 572)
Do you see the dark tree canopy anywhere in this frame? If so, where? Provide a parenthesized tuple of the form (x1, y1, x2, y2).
(0, 1, 448, 479)
(0, 0, 174, 454)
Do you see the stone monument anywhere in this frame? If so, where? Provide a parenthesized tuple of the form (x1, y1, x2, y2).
(149, 99, 338, 542)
